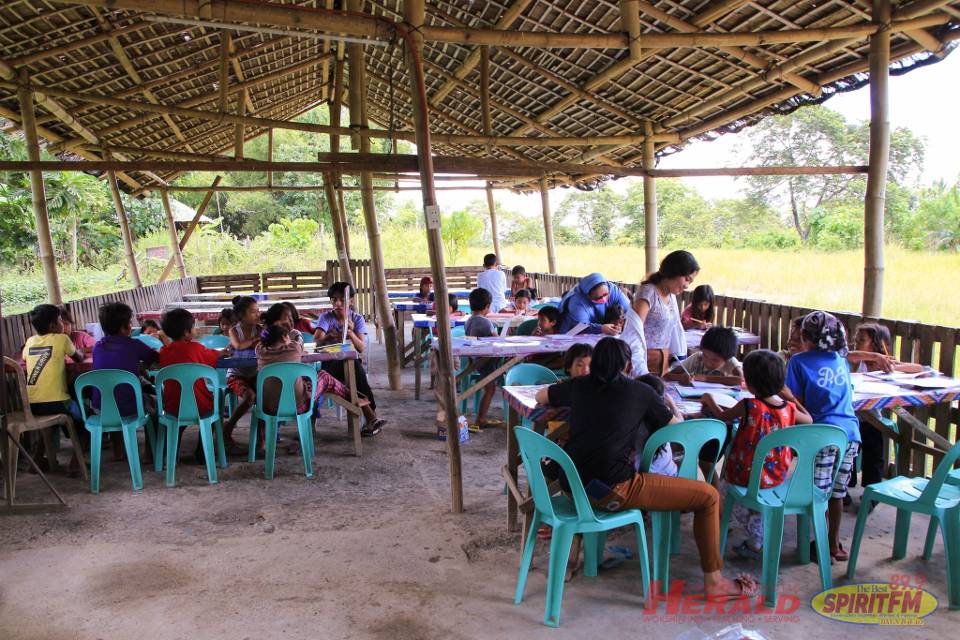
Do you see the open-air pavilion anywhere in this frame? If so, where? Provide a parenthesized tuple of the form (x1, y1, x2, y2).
(1, 0, 960, 636)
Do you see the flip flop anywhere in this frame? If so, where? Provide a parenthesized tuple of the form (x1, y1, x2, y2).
(831, 542, 850, 562)
(705, 573, 760, 602)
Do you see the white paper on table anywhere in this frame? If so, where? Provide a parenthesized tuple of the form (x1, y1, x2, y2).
(853, 379, 909, 396)
(505, 384, 549, 410)
(691, 380, 741, 390)
(704, 391, 739, 409)
(906, 377, 960, 389)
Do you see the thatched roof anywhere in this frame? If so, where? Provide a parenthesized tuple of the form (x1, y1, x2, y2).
(0, 0, 957, 193)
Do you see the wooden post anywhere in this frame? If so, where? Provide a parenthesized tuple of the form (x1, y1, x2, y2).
(539, 176, 557, 274)
(107, 166, 142, 287)
(404, 0, 463, 513)
(335, 174, 351, 256)
(218, 31, 230, 113)
(642, 120, 658, 275)
(158, 176, 222, 282)
(485, 183, 502, 260)
(266, 127, 273, 187)
(330, 58, 345, 153)
(323, 170, 354, 286)
(16, 71, 62, 304)
(234, 88, 246, 160)
(863, 0, 890, 317)
(160, 189, 187, 279)
(347, 0, 401, 390)
(620, 0, 643, 61)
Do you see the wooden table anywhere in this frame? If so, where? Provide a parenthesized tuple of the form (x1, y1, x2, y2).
(182, 290, 326, 301)
(501, 373, 960, 532)
(388, 289, 472, 299)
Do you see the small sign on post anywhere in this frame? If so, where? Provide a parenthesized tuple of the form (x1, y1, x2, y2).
(424, 204, 441, 230)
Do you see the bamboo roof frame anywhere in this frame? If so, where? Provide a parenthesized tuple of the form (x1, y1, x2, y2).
(0, 0, 954, 193)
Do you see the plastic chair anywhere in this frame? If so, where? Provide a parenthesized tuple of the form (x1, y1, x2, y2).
(153, 364, 227, 487)
(719, 424, 848, 608)
(503, 363, 558, 430)
(513, 427, 649, 627)
(848, 439, 960, 609)
(248, 362, 317, 480)
(516, 318, 539, 336)
(136, 334, 163, 350)
(74, 369, 154, 493)
(198, 334, 230, 349)
(637, 419, 726, 593)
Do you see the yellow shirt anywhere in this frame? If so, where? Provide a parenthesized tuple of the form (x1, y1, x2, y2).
(22, 333, 76, 403)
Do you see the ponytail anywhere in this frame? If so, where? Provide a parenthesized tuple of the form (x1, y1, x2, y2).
(588, 337, 631, 385)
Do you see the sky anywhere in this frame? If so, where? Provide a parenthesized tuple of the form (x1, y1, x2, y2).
(405, 49, 960, 215)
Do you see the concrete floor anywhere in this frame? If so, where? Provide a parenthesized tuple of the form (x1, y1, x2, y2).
(1, 339, 957, 639)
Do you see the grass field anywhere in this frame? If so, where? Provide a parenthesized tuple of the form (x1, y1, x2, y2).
(2, 239, 958, 327)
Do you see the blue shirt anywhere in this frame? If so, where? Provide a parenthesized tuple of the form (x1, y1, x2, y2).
(315, 309, 366, 337)
(785, 350, 859, 443)
(92, 335, 158, 416)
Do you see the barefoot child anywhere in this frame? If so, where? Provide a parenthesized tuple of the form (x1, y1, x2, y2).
(703, 349, 812, 559)
(464, 287, 502, 430)
(222, 295, 261, 454)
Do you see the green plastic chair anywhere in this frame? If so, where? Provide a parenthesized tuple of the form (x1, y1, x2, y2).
(154, 363, 227, 487)
(503, 363, 558, 430)
(249, 362, 317, 480)
(848, 439, 960, 609)
(719, 424, 848, 608)
(451, 325, 487, 416)
(513, 427, 650, 627)
(74, 369, 155, 494)
(136, 334, 163, 350)
(516, 318, 539, 336)
(637, 418, 726, 594)
(199, 334, 230, 349)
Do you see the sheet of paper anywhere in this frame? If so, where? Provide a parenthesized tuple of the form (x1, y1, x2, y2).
(691, 380, 741, 390)
(853, 379, 908, 396)
(906, 377, 960, 389)
(704, 391, 738, 409)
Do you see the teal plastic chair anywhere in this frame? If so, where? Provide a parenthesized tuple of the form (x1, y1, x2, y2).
(637, 419, 726, 593)
(848, 439, 960, 609)
(720, 424, 848, 608)
(516, 318, 538, 336)
(136, 334, 163, 350)
(199, 334, 230, 349)
(503, 363, 558, 430)
(300, 332, 315, 345)
(248, 362, 317, 480)
(513, 427, 649, 627)
(451, 325, 485, 416)
(154, 363, 227, 487)
(74, 369, 155, 494)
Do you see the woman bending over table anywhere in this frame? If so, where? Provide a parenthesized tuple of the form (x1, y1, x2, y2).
(535, 337, 757, 599)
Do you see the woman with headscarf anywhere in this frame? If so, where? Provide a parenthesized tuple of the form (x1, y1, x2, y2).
(635, 250, 700, 375)
(557, 272, 630, 335)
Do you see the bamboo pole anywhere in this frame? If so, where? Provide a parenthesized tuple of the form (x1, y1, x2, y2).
(234, 88, 246, 159)
(479, 45, 492, 146)
(323, 171, 354, 286)
(620, 0, 643, 61)
(160, 190, 187, 280)
(16, 71, 62, 305)
(107, 166, 142, 288)
(486, 184, 502, 260)
(330, 58, 345, 153)
(863, 0, 891, 317)
(347, 0, 401, 391)
(158, 176, 223, 282)
(642, 121, 658, 276)
(266, 128, 273, 187)
(218, 31, 230, 114)
(539, 176, 557, 274)
(403, 0, 463, 513)
(335, 175, 350, 256)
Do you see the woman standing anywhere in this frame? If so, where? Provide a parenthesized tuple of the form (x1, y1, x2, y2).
(635, 250, 700, 375)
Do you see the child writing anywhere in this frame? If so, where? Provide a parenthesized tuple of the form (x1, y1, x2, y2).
(22, 304, 85, 472)
(313, 282, 386, 437)
(413, 276, 434, 303)
(681, 284, 715, 330)
(508, 289, 537, 316)
(222, 295, 261, 454)
(665, 326, 743, 386)
(602, 304, 626, 334)
(60, 305, 96, 357)
(510, 265, 534, 298)
(782, 311, 860, 562)
(464, 287, 502, 430)
(703, 349, 812, 559)
(157, 308, 223, 463)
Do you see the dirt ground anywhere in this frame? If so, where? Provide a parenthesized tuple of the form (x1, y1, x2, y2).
(1, 338, 957, 639)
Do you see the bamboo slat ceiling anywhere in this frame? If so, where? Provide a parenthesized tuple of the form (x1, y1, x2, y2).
(0, 0, 957, 194)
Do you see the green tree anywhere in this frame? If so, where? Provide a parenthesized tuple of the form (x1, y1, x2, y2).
(441, 208, 483, 264)
(555, 187, 624, 244)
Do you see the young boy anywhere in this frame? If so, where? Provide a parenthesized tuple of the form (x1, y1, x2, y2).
(464, 288, 501, 429)
(665, 326, 743, 386)
(476, 253, 507, 313)
(22, 304, 85, 470)
(93, 302, 159, 418)
(532, 306, 560, 337)
(157, 308, 221, 422)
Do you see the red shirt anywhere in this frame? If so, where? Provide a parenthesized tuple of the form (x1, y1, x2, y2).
(725, 398, 797, 488)
(158, 340, 220, 417)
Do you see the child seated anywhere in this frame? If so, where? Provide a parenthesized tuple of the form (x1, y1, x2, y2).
(510, 265, 534, 298)
(139, 319, 170, 345)
(22, 304, 85, 471)
(508, 289, 537, 316)
(848, 321, 921, 374)
(92, 302, 159, 418)
(681, 284, 715, 330)
(214, 308, 236, 336)
(704, 349, 811, 559)
(157, 308, 224, 462)
(635, 373, 683, 477)
(223, 295, 262, 453)
(464, 287, 501, 429)
(60, 305, 96, 356)
(255, 325, 347, 416)
(532, 306, 560, 337)
(602, 304, 626, 334)
(413, 276, 434, 303)
(666, 326, 743, 386)
(281, 301, 315, 334)
(447, 293, 465, 318)
(562, 343, 592, 378)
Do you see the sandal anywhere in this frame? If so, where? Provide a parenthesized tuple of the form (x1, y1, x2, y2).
(810, 540, 836, 565)
(361, 419, 385, 437)
(705, 573, 760, 602)
(733, 541, 762, 561)
(831, 542, 850, 562)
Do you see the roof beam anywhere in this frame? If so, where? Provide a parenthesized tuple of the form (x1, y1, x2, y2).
(7, 20, 154, 66)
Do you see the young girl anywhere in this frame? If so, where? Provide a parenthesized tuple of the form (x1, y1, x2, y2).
(509, 289, 537, 316)
(281, 301, 315, 334)
(778, 316, 805, 362)
(602, 304, 626, 334)
(216, 308, 236, 337)
(703, 350, 812, 559)
(223, 295, 262, 453)
(682, 285, 715, 330)
(510, 265, 533, 298)
(140, 319, 171, 345)
(783, 311, 860, 562)
(562, 343, 592, 378)
(59, 305, 96, 356)
(414, 276, 434, 303)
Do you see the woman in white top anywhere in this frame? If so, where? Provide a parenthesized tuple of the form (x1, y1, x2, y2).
(635, 250, 700, 375)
